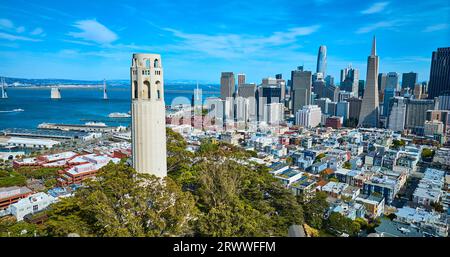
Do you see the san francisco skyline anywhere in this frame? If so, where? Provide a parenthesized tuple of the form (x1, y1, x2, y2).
(0, 0, 449, 82)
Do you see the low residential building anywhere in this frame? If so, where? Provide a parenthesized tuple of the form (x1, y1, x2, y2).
(433, 148, 450, 168)
(10, 192, 56, 221)
(273, 168, 304, 186)
(375, 218, 425, 237)
(309, 161, 328, 174)
(328, 201, 366, 220)
(355, 194, 385, 218)
(321, 181, 348, 198)
(395, 207, 448, 237)
(363, 174, 401, 204)
(413, 168, 445, 207)
(289, 175, 317, 201)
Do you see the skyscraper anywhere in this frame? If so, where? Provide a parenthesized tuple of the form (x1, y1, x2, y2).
(131, 53, 167, 177)
(291, 67, 312, 114)
(336, 101, 350, 121)
(405, 98, 438, 135)
(264, 103, 284, 125)
(260, 81, 282, 104)
(428, 47, 450, 98)
(378, 73, 387, 101)
(340, 66, 350, 84)
(220, 72, 235, 100)
(325, 75, 334, 87)
(383, 88, 396, 117)
(316, 45, 327, 75)
(236, 83, 257, 123)
(347, 97, 362, 122)
(358, 36, 380, 128)
(237, 73, 246, 87)
(387, 97, 407, 132)
(340, 66, 359, 96)
(314, 97, 331, 114)
(402, 72, 418, 90)
(313, 80, 339, 102)
(358, 80, 365, 98)
(238, 83, 257, 98)
(385, 72, 400, 91)
(383, 72, 400, 117)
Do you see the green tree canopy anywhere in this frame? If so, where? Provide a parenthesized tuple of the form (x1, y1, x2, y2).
(45, 162, 197, 237)
(300, 191, 329, 230)
(421, 148, 434, 159)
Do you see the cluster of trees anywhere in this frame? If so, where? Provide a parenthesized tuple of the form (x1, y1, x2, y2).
(0, 169, 26, 187)
(391, 139, 406, 149)
(44, 163, 196, 236)
(20, 129, 304, 237)
(421, 148, 435, 161)
(16, 166, 60, 189)
(326, 212, 361, 236)
(0, 166, 60, 189)
(0, 216, 41, 237)
(342, 162, 352, 169)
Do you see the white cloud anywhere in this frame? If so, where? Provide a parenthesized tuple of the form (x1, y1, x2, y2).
(30, 27, 44, 36)
(0, 19, 45, 40)
(163, 25, 321, 58)
(16, 26, 25, 33)
(0, 18, 14, 29)
(68, 19, 118, 45)
(356, 20, 396, 34)
(422, 23, 449, 32)
(62, 39, 96, 46)
(361, 2, 389, 14)
(0, 32, 42, 42)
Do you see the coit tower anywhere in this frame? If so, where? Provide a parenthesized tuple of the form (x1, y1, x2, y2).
(130, 53, 167, 177)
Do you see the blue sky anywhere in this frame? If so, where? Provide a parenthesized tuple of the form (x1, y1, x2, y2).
(0, 0, 448, 83)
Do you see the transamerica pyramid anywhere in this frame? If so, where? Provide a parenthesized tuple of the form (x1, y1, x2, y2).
(358, 36, 380, 128)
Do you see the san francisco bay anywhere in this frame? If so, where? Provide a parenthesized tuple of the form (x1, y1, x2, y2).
(0, 86, 218, 130)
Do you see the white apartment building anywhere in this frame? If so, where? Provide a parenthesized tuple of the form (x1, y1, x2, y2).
(295, 105, 322, 128)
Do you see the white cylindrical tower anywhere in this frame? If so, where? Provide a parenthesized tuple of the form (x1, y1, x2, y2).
(131, 53, 167, 177)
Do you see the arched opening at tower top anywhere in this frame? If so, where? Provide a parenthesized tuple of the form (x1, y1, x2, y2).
(133, 81, 138, 99)
(156, 81, 162, 100)
(154, 59, 159, 68)
(143, 80, 151, 99)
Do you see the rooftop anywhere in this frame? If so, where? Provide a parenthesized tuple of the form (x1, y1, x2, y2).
(0, 186, 32, 199)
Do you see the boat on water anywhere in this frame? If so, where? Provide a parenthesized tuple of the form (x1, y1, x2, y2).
(108, 112, 131, 118)
(51, 87, 61, 99)
(0, 108, 24, 113)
